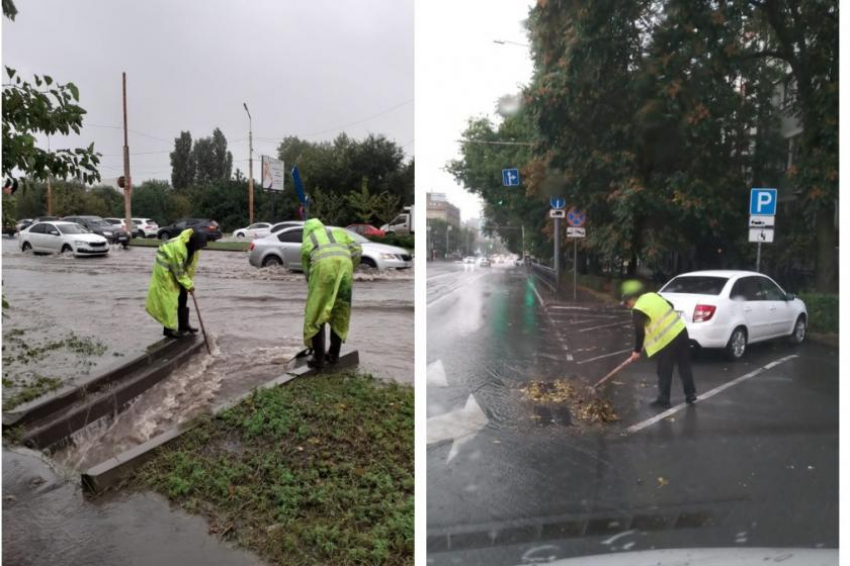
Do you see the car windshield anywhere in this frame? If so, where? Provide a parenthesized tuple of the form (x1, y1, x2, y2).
(661, 275, 728, 295)
(342, 229, 368, 244)
(57, 224, 87, 235)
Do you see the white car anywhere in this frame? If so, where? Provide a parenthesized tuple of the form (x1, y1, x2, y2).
(19, 221, 110, 257)
(132, 217, 159, 238)
(233, 222, 272, 239)
(248, 225, 412, 270)
(658, 270, 807, 360)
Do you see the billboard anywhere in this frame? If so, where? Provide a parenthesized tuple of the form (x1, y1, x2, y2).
(261, 156, 285, 191)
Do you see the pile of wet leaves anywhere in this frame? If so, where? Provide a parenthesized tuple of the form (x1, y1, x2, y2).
(519, 379, 620, 425)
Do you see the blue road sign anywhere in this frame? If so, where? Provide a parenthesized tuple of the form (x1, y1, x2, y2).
(550, 196, 566, 209)
(502, 168, 520, 187)
(566, 207, 586, 227)
(750, 188, 778, 216)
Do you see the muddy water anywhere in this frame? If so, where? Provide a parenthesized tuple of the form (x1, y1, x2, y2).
(3, 237, 412, 467)
(3, 447, 264, 566)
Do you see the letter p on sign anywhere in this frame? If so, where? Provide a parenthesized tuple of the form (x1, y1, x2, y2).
(750, 188, 778, 216)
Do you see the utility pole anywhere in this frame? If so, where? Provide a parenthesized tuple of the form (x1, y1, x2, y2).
(554, 216, 561, 289)
(122, 72, 132, 236)
(446, 225, 452, 259)
(244, 103, 254, 225)
(46, 137, 52, 216)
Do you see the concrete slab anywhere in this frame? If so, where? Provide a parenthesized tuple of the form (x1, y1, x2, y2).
(15, 336, 204, 450)
(81, 349, 360, 493)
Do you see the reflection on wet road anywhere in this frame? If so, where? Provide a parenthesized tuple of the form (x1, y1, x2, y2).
(426, 262, 837, 564)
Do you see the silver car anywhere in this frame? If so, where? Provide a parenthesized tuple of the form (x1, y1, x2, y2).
(248, 225, 412, 270)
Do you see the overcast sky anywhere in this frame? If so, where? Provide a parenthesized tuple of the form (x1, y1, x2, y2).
(2, 0, 413, 185)
(417, 0, 534, 222)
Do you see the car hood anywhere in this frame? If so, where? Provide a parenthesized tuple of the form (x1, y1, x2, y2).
(72, 233, 109, 243)
(362, 242, 409, 255)
(521, 548, 836, 566)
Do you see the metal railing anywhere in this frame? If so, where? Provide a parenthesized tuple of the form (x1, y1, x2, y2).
(528, 260, 557, 292)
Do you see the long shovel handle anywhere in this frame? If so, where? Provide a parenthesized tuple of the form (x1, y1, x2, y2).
(190, 291, 212, 355)
(592, 356, 634, 390)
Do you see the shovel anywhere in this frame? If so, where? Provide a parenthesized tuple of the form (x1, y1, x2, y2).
(589, 356, 634, 395)
(190, 291, 212, 355)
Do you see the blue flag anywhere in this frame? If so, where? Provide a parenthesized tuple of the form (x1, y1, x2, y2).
(292, 166, 307, 205)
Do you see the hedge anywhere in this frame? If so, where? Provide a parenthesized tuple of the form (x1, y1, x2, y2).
(368, 233, 414, 251)
(799, 293, 838, 334)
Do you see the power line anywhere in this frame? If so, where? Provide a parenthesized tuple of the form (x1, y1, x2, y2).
(253, 99, 413, 142)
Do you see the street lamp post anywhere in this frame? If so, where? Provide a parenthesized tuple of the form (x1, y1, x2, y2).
(446, 225, 452, 260)
(243, 102, 254, 225)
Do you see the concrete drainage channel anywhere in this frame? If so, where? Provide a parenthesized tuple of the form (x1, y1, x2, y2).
(3, 336, 359, 494)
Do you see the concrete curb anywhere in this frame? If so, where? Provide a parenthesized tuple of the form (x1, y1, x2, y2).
(81, 349, 360, 493)
(21, 336, 205, 451)
(808, 332, 839, 348)
(3, 336, 204, 429)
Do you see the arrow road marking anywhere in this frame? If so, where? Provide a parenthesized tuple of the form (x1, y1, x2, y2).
(427, 394, 489, 463)
(427, 360, 448, 387)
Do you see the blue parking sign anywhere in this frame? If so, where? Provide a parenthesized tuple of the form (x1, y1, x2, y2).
(502, 168, 520, 187)
(750, 188, 778, 216)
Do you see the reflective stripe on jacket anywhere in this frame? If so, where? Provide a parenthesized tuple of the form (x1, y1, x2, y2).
(633, 292, 686, 357)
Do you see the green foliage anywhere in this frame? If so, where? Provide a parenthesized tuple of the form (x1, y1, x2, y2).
(374, 191, 401, 226)
(310, 188, 346, 227)
(449, 0, 837, 290)
(345, 178, 378, 224)
(799, 293, 838, 334)
(368, 233, 414, 251)
(192, 128, 232, 184)
(133, 373, 414, 566)
(170, 131, 195, 190)
(2, 67, 101, 184)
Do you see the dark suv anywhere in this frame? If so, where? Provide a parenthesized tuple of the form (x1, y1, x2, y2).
(63, 215, 130, 247)
(157, 218, 222, 242)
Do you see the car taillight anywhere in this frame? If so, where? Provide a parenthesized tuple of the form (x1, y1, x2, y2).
(693, 304, 716, 323)
(209, 225, 216, 231)
(249, 242, 255, 251)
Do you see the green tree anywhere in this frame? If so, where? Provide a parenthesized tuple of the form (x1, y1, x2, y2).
(170, 131, 195, 189)
(374, 191, 402, 226)
(193, 128, 232, 183)
(345, 178, 378, 223)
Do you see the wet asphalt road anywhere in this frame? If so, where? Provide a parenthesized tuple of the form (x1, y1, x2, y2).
(2, 237, 412, 565)
(426, 261, 837, 565)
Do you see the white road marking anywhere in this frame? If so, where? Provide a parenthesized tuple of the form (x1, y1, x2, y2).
(528, 277, 573, 361)
(427, 360, 448, 387)
(427, 394, 489, 463)
(577, 348, 633, 364)
(579, 321, 632, 333)
(427, 271, 461, 282)
(623, 354, 799, 435)
(427, 273, 489, 307)
(529, 278, 546, 307)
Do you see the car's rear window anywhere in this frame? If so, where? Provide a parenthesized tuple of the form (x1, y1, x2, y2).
(661, 276, 728, 295)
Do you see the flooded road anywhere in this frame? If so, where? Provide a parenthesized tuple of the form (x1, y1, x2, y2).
(426, 262, 837, 565)
(2, 237, 413, 564)
(3, 447, 263, 566)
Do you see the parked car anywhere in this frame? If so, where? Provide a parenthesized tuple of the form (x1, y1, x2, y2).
(658, 270, 807, 361)
(463, 256, 476, 264)
(269, 221, 305, 234)
(157, 218, 222, 242)
(19, 221, 109, 257)
(103, 217, 129, 234)
(346, 223, 386, 238)
(479, 258, 492, 267)
(248, 226, 412, 271)
(132, 217, 159, 238)
(233, 222, 272, 239)
(63, 215, 130, 247)
(15, 219, 33, 235)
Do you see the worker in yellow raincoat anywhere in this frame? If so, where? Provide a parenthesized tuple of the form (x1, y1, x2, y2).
(145, 228, 207, 338)
(301, 218, 361, 369)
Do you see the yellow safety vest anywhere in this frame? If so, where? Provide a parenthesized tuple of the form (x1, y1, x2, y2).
(633, 292, 686, 357)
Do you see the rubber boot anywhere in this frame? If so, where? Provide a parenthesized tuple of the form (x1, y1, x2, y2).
(163, 327, 184, 339)
(178, 306, 198, 334)
(307, 326, 326, 370)
(328, 331, 342, 365)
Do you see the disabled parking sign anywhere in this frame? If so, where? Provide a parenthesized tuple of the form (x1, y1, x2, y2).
(750, 188, 778, 216)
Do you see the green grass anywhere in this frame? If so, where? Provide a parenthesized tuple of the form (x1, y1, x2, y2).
(3, 375, 63, 410)
(130, 372, 413, 566)
(130, 239, 249, 252)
